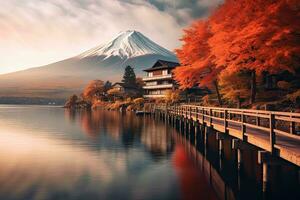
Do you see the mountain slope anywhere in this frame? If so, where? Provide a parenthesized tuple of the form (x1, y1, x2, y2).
(78, 30, 175, 59)
(0, 30, 178, 98)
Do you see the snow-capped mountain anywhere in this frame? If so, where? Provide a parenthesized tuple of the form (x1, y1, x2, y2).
(0, 30, 178, 98)
(78, 30, 175, 60)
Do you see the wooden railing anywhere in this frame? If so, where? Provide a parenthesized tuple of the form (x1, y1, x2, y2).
(154, 104, 300, 154)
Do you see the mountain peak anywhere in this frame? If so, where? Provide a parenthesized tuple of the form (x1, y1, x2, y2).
(120, 30, 138, 35)
(78, 30, 176, 60)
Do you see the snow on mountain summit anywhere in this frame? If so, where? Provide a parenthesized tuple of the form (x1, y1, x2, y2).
(78, 30, 176, 60)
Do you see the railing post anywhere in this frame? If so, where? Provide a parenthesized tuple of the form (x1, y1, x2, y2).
(290, 113, 295, 135)
(209, 108, 213, 126)
(180, 105, 182, 116)
(202, 108, 205, 124)
(185, 106, 188, 118)
(180, 106, 182, 117)
(269, 113, 275, 154)
(241, 111, 246, 139)
(189, 106, 192, 119)
(224, 109, 228, 133)
(256, 112, 260, 126)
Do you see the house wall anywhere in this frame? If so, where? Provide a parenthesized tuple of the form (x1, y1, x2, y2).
(143, 64, 178, 98)
(148, 69, 169, 77)
(113, 85, 124, 91)
(153, 70, 163, 76)
(147, 89, 170, 95)
(145, 80, 172, 86)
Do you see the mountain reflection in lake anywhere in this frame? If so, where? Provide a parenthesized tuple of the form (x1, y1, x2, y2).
(0, 106, 218, 200)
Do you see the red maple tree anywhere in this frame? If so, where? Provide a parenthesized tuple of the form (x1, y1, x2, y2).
(209, 0, 300, 103)
(174, 0, 300, 104)
(174, 21, 223, 105)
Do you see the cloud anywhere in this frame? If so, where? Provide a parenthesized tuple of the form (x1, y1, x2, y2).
(0, 0, 222, 74)
(144, 0, 223, 24)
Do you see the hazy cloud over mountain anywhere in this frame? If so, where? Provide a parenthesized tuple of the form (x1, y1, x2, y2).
(0, 0, 222, 74)
(144, 0, 223, 24)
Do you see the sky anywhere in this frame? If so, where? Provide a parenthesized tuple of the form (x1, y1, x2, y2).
(0, 0, 222, 74)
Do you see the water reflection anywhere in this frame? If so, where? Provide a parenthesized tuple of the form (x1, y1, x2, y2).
(0, 131, 127, 200)
(65, 109, 174, 158)
(172, 144, 218, 200)
(1, 106, 298, 200)
(0, 107, 198, 200)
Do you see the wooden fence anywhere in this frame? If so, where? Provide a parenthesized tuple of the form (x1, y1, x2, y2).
(153, 104, 300, 158)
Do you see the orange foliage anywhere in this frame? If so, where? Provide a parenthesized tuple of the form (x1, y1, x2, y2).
(209, 0, 300, 74)
(174, 21, 223, 89)
(174, 0, 300, 88)
(219, 70, 251, 105)
(82, 80, 105, 101)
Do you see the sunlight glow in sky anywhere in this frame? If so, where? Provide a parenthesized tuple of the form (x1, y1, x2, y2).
(0, 0, 222, 74)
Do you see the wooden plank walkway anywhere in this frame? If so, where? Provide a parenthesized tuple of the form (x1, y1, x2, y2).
(155, 104, 300, 167)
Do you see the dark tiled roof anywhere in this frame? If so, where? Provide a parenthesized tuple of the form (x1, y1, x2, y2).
(112, 82, 138, 90)
(153, 60, 179, 68)
(112, 82, 123, 87)
(144, 60, 180, 72)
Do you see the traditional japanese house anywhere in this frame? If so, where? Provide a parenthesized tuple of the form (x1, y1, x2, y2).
(142, 60, 179, 98)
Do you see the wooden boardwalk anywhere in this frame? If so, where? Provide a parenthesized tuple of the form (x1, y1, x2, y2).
(154, 104, 300, 167)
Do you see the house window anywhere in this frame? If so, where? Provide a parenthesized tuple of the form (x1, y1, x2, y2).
(153, 70, 163, 76)
(149, 90, 163, 95)
(162, 70, 168, 75)
(148, 72, 153, 77)
(157, 80, 171, 85)
(146, 81, 157, 86)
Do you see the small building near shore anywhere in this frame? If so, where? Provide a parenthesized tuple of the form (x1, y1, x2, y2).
(111, 82, 141, 98)
(142, 60, 179, 98)
(112, 82, 126, 92)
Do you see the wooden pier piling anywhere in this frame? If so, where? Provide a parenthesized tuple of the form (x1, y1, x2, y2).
(152, 104, 300, 194)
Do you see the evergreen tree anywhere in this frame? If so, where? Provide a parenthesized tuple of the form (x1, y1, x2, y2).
(104, 81, 112, 92)
(122, 66, 137, 87)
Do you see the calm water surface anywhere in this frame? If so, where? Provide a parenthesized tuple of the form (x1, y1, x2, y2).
(0, 105, 218, 200)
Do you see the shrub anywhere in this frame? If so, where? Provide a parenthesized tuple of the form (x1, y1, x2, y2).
(287, 90, 300, 103)
(277, 81, 292, 90)
(165, 90, 181, 104)
(133, 98, 144, 105)
(126, 104, 135, 111)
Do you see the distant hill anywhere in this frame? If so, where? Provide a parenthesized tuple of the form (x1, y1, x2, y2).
(0, 30, 178, 98)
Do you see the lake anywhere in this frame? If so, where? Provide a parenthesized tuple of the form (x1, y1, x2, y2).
(0, 105, 299, 200)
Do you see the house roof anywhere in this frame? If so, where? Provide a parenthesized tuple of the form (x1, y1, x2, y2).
(112, 82, 124, 87)
(112, 82, 138, 90)
(144, 60, 180, 72)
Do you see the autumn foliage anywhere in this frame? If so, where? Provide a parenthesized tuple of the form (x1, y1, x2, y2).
(82, 80, 105, 102)
(174, 21, 222, 89)
(219, 71, 251, 108)
(174, 0, 300, 106)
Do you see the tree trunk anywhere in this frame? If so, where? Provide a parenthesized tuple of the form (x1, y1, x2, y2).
(214, 81, 222, 106)
(237, 97, 241, 108)
(250, 70, 256, 104)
